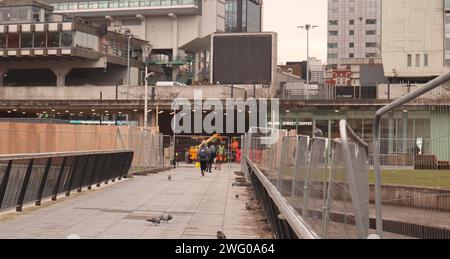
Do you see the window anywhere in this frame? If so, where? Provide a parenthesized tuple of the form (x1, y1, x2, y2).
(78, 2, 89, 9)
(349, 53, 354, 58)
(0, 33, 5, 48)
(21, 32, 33, 48)
(366, 42, 377, 48)
(349, 30, 354, 36)
(328, 20, 338, 26)
(34, 32, 46, 48)
(349, 42, 354, 48)
(416, 54, 420, 67)
(329, 31, 338, 36)
(7, 33, 19, 48)
(366, 19, 377, 25)
(99, 1, 109, 8)
(119, 0, 129, 8)
(366, 30, 376, 35)
(328, 43, 338, 48)
(68, 3, 78, 10)
(10, 7, 29, 22)
(48, 32, 60, 48)
(61, 32, 73, 47)
(328, 53, 338, 59)
(349, 19, 354, 25)
(424, 54, 429, 67)
(407, 54, 412, 67)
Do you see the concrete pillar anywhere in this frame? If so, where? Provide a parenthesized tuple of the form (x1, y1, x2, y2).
(51, 68, 72, 87)
(0, 69, 8, 86)
(170, 13, 179, 81)
(388, 112, 395, 154)
(402, 111, 408, 153)
(194, 52, 200, 82)
(149, 109, 157, 128)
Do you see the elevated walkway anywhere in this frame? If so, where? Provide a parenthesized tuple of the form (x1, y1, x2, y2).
(0, 164, 268, 239)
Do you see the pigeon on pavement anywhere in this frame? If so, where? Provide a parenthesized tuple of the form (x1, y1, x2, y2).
(216, 231, 227, 239)
(161, 213, 173, 223)
(235, 194, 239, 199)
(146, 217, 161, 225)
(168, 175, 172, 181)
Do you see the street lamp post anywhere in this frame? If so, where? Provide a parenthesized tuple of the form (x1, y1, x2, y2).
(144, 65, 149, 128)
(298, 24, 319, 89)
(127, 35, 131, 86)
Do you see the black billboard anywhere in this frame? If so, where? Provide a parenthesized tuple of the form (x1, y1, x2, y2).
(213, 34, 273, 84)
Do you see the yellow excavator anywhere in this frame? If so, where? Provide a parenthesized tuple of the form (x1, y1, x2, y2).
(187, 134, 224, 163)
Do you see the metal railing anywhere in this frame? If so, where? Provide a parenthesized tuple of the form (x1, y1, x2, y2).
(242, 122, 370, 239)
(245, 156, 319, 239)
(0, 150, 134, 213)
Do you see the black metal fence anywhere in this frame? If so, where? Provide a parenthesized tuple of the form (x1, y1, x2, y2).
(0, 150, 134, 212)
(245, 156, 319, 239)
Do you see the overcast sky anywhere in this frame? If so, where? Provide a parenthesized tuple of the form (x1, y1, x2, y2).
(263, 0, 328, 65)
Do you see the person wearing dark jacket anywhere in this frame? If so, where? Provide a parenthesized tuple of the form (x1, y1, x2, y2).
(197, 141, 210, 176)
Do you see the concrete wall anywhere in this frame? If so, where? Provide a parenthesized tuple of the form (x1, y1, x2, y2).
(382, 0, 444, 78)
(201, 0, 225, 37)
(145, 16, 175, 49)
(178, 15, 201, 47)
(141, 1, 224, 50)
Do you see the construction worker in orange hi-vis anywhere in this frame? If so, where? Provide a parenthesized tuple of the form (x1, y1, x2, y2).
(231, 138, 240, 163)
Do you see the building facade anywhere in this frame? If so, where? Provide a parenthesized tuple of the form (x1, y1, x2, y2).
(225, 0, 262, 33)
(382, 0, 444, 82)
(308, 57, 324, 85)
(46, 0, 227, 84)
(0, 0, 150, 87)
(327, 0, 382, 66)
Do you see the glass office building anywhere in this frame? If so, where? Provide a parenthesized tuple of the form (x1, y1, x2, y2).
(225, 0, 262, 32)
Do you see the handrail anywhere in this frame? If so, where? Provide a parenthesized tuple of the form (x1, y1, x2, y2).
(0, 149, 134, 161)
(372, 70, 450, 238)
(245, 155, 320, 239)
(341, 120, 368, 149)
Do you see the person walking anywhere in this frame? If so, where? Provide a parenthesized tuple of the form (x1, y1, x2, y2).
(208, 144, 217, 173)
(197, 141, 210, 176)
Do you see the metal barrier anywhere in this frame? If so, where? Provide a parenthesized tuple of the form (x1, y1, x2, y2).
(323, 120, 369, 239)
(117, 126, 164, 169)
(0, 150, 134, 213)
(245, 156, 319, 239)
(373, 71, 450, 239)
(242, 122, 370, 239)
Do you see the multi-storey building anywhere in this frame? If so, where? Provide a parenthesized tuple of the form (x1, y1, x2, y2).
(225, 0, 262, 32)
(383, 0, 444, 82)
(308, 57, 324, 85)
(46, 0, 227, 83)
(0, 0, 150, 87)
(327, 0, 382, 66)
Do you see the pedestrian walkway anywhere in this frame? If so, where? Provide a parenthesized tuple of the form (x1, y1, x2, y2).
(0, 164, 268, 239)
